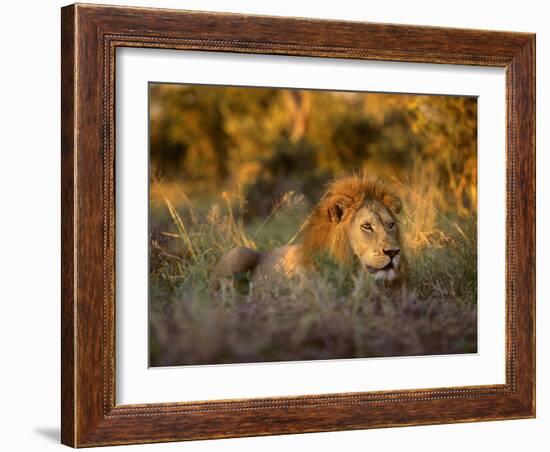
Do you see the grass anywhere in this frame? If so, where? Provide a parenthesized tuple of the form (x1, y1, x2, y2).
(149, 176, 477, 366)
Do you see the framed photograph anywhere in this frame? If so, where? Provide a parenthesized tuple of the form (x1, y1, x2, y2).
(61, 3, 535, 447)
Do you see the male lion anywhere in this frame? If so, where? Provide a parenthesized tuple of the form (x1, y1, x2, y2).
(210, 172, 406, 289)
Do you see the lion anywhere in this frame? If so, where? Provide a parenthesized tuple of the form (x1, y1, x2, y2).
(210, 172, 406, 290)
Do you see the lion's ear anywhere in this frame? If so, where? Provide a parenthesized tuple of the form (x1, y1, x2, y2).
(327, 196, 351, 223)
(383, 193, 402, 215)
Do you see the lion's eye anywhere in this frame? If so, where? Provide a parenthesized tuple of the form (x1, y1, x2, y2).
(361, 223, 373, 232)
(388, 222, 395, 229)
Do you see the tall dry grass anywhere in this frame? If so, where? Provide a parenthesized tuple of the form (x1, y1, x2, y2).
(149, 162, 477, 366)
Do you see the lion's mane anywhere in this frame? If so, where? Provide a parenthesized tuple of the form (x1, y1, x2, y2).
(298, 172, 402, 266)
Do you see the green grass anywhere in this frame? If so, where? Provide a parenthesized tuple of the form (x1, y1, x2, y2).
(148, 192, 477, 366)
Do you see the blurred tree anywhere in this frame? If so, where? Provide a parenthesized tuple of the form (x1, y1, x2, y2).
(150, 84, 232, 185)
(330, 116, 381, 167)
(404, 96, 478, 214)
(282, 90, 311, 142)
(150, 84, 477, 218)
(245, 136, 330, 217)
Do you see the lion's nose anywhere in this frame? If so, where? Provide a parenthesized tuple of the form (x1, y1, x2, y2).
(383, 248, 400, 259)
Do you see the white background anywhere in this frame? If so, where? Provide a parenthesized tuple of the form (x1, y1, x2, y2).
(0, 0, 546, 451)
(117, 49, 506, 404)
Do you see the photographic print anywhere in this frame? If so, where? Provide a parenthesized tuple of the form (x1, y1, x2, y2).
(148, 83, 478, 367)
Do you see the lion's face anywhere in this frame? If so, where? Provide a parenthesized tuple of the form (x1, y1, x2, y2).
(299, 173, 406, 285)
(348, 200, 402, 283)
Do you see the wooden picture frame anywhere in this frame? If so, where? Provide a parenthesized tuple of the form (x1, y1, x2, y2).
(61, 3, 535, 447)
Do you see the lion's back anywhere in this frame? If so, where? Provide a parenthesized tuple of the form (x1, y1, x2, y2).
(251, 245, 305, 285)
